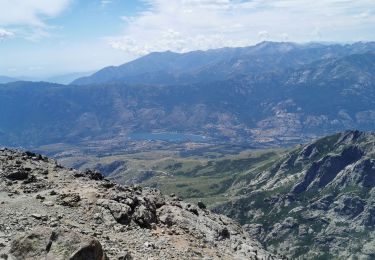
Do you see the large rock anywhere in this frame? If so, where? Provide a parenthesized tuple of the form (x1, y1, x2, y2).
(5, 170, 29, 181)
(9, 229, 106, 260)
(57, 193, 81, 207)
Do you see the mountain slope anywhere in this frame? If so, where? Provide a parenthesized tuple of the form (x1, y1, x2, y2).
(213, 131, 375, 259)
(0, 148, 277, 259)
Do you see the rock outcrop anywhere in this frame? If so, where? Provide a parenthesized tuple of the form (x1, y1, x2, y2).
(0, 148, 276, 259)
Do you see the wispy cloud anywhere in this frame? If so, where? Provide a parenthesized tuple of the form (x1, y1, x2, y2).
(108, 0, 375, 55)
(0, 0, 71, 40)
(0, 28, 13, 40)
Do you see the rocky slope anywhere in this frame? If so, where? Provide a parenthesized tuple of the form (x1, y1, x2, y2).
(0, 148, 277, 259)
(216, 131, 375, 259)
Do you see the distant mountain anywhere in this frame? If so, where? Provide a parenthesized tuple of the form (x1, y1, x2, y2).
(0, 72, 93, 85)
(0, 75, 18, 84)
(1, 42, 375, 148)
(72, 41, 375, 86)
(46, 71, 94, 85)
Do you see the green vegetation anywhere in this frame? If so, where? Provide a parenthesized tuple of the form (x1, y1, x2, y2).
(133, 149, 286, 206)
(53, 144, 287, 206)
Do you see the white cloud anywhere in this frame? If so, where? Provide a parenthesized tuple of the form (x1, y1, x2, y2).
(0, 28, 13, 40)
(109, 0, 375, 55)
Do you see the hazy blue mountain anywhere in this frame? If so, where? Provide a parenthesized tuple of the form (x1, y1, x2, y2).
(1, 50, 375, 148)
(72, 41, 375, 86)
(46, 71, 94, 85)
(0, 72, 93, 85)
(0, 75, 18, 84)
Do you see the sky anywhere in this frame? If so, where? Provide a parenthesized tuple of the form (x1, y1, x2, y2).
(0, 0, 374, 78)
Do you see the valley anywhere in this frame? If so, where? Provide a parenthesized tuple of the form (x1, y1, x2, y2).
(38, 139, 287, 206)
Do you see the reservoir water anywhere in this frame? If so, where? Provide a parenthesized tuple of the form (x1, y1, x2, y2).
(128, 132, 207, 142)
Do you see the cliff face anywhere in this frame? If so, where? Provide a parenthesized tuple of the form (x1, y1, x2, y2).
(0, 148, 276, 260)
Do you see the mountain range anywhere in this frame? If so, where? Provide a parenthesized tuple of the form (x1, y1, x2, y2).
(72, 41, 375, 86)
(0, 41, 375, 149)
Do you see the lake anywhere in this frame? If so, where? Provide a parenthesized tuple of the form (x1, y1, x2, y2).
(128, 132, 207, 142)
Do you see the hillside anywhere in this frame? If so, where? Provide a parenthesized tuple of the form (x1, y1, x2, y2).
(213, 131, 375, 258)
(0, 148, 278, 259)
(100, 131, 375, 259)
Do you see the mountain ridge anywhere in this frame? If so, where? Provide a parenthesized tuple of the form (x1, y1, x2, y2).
(71, 41, 375, 86)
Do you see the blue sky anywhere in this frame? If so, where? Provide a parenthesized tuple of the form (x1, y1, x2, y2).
(0, 0, 374, 78)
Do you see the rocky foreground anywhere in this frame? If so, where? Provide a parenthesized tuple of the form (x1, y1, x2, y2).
(0, 148, 277, 259)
